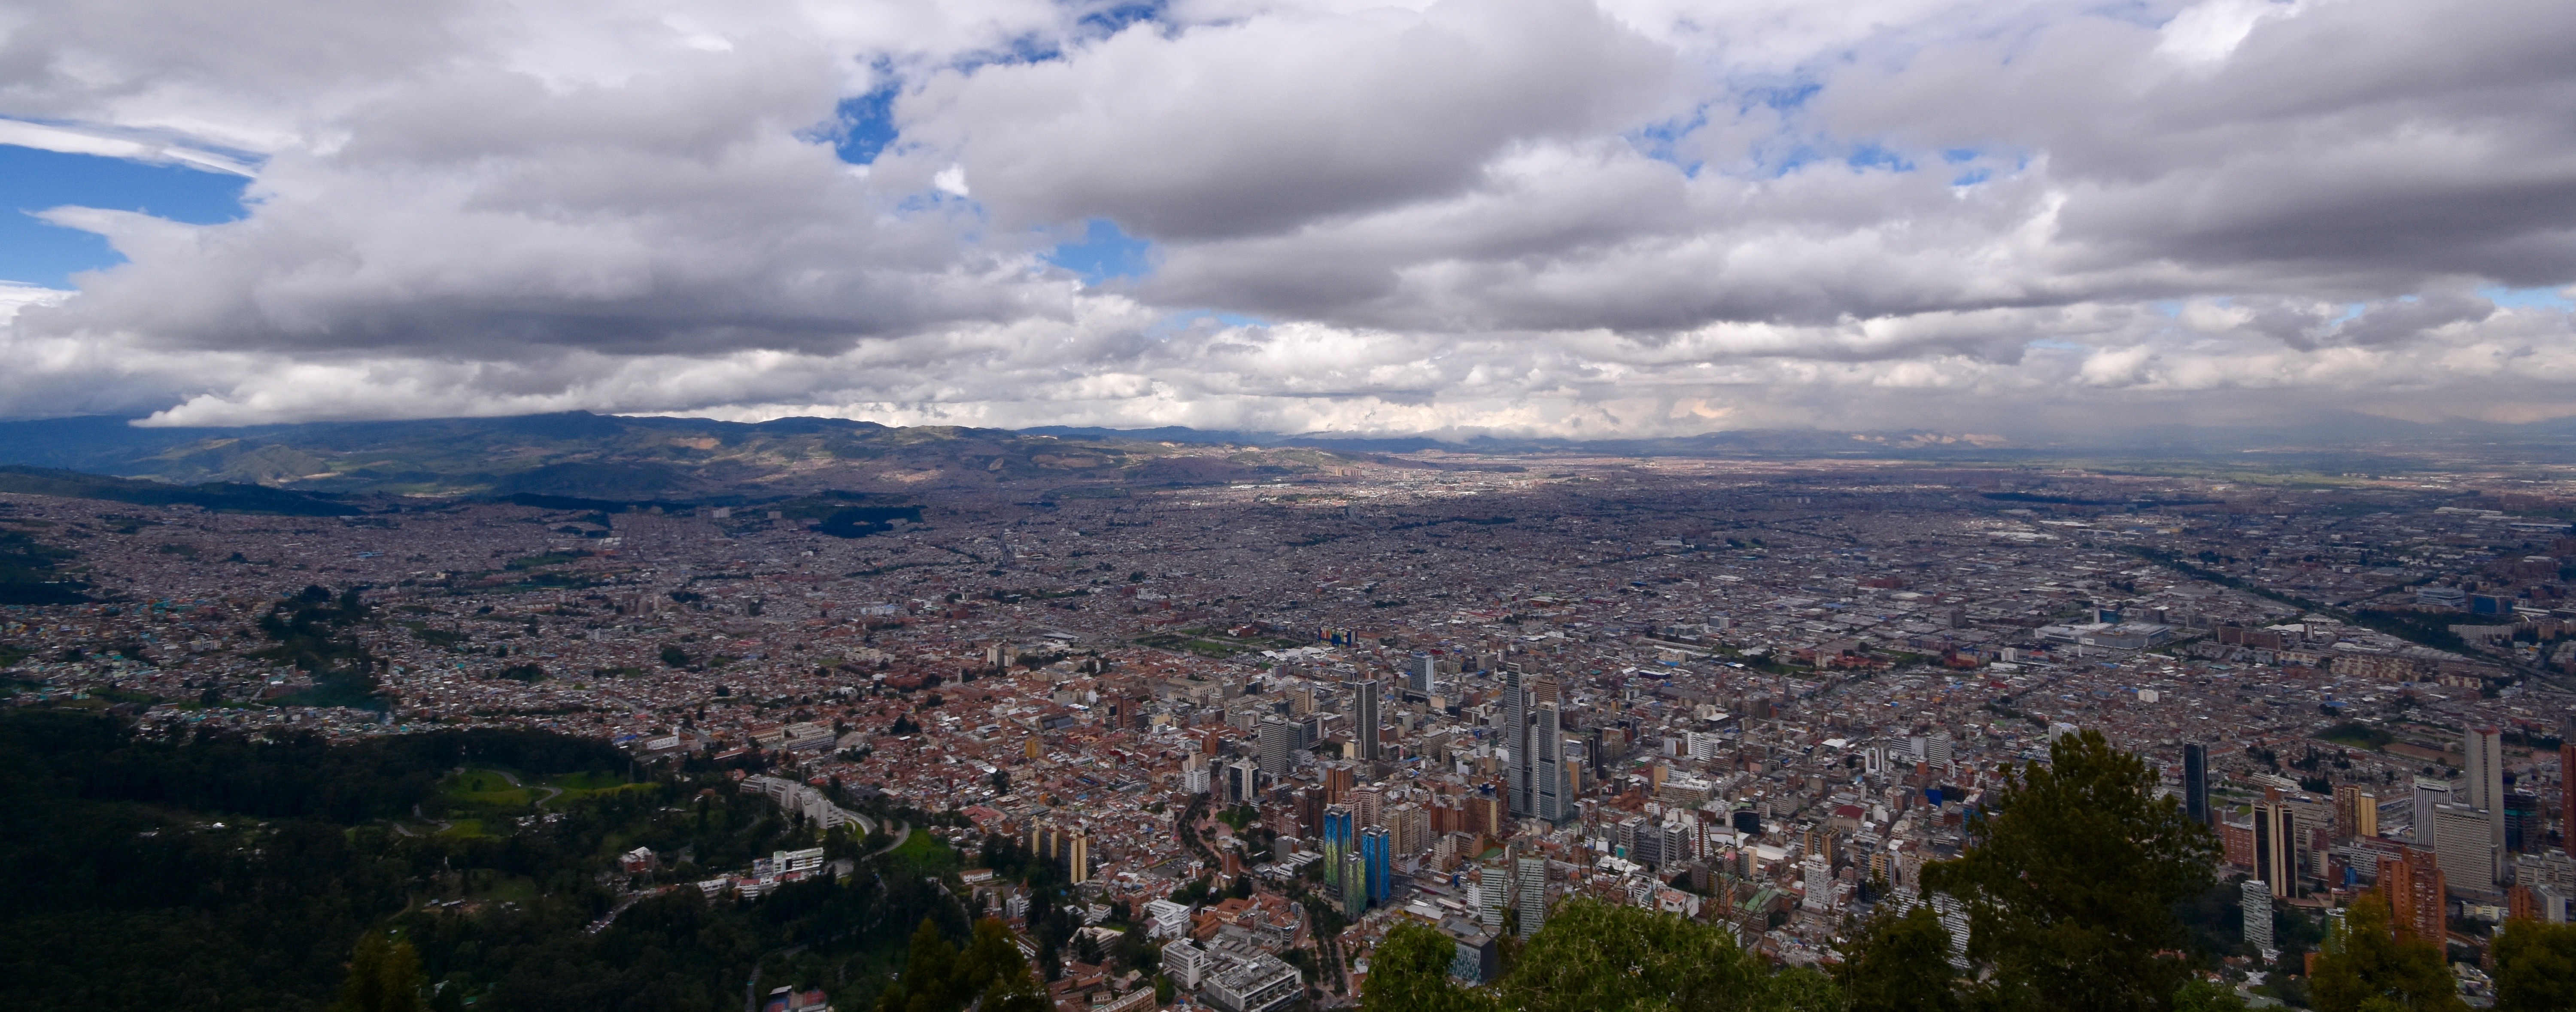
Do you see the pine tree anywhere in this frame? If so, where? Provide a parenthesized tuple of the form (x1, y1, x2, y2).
(2490, 918, 2576, 1012)
(1835, 904, 1960, 1012)
(1361, 923, 1496, 1012)
(1918, 729, 2217, 1012)
(2308, 890, 2463, 1012)
(333, 931, 423, 1012)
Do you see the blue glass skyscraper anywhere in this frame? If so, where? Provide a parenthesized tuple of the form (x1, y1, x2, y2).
(1322, 804, 1354, 898)
(1360, 824, 1392, 904)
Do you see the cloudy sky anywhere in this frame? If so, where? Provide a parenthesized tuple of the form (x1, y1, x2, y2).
(1, 0, 2572, 439)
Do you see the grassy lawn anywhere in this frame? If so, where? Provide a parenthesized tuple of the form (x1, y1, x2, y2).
(437, 818, 494, 840)
(545, 770, 629, 792)
(2318, 721, 2396, 751)
(444, 769, 532, 809)
(883, 828, 958, 878)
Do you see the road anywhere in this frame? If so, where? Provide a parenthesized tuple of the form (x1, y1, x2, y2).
(488, 768, 565, 810)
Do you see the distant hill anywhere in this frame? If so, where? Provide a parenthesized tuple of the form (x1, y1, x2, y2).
(3, 409, 2571, 505)
(0, 413, 1355, 502)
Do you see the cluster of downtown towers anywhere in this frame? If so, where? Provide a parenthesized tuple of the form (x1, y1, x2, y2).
(1261, 661, 1566, 933)
(2183, 727, 2535, 909)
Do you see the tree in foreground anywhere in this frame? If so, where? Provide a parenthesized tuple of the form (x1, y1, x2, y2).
(2491, 917, 2576, 1012)
(1363, 899, 1838, 1012)
(2307, 890, 2463, 1012)
(1497, 897, 1838, 1012)
(334, 930, 424, 1012)
(1834, 903, 1960, 1012)
(878, 917, 1048, 1012)
(2169, 978, 2248, 1012)
(1918, 729, 2218, 1012)
(1362, 922, 1498, 1012)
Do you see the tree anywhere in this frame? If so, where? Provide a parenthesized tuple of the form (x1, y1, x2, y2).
(1362, 922, 1496, 1012)
(1835, 904, 1960, 1012)
(1495, 897, 1830, 1012)
(879, 917, 1048, 1012)
(333, 931, 423, 1012)
(2169, 979, 2248, 1012)
(1918, 729, 2217, 1012)
(2492, 918, 2576, 1012)
(2308, 890, 2464, 1012)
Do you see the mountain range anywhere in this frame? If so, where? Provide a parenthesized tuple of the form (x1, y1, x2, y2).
(0, 410, 2571, 505)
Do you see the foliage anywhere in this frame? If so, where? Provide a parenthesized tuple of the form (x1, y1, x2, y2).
(1918, 729, 2218, 1012)
(334, 932, 425, 1012)
(876, 918, 1048, 1012)
(2307, 890, 2464, 1012)
(0, 708, 957, 1012)
(1834, 904, 1959, 1012)
(0, 526, 87, 604)
(2318, 722, 2396, 751)
(2169, 979, 2248, 1012)
(1363, 923, 1498, 1012)
(1497, 897, 1838, 1012)
(2492, 918, 2576, 1012)
(0, 464, 361, 516)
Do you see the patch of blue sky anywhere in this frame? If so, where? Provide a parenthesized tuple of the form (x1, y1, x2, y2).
(1942, 148, 1979, 164)
(1845, 143, 1914, 173)
(1153, 309, 1271, 335)
(1045, 219, 1154, 285)
(2153, 300, 2183, 318)
(2481, 285, 2575, 310)
(1630, 109, 1710, 176)
(2327, 303, 2365, 325)
(0, 144, 251, 288)
(1950, 167, 1991, 186)
(1074, 0, 1166, 39)
(1741, 81, 1820, 113)
(825, 85, 901, 165)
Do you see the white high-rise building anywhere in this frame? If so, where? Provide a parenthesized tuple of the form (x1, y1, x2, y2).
(2412, 777, 2451, 837)
(2243, 879, 2274, 952)
(1801, 855, 1835, 912)
(2435, 802, 2501, 889)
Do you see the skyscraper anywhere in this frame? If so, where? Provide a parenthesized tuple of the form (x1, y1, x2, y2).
(2334, 784, 2378, 842)
(2466, 726, 2506, 880)
(1360, 824, 1392, 904)
(1226, 757, 1261, 804)
(2412, 777, 2451, 836)
(1478, 861, 1507, 931)
(1513, 854, 1548, 939)
(2253, 794, 2298, 899)
(1355, 678, 1382, 762)
(2242, 879, 2273, 952)
(2380, 848, 2447, 940)
(1504, 669, 1530, 817)
(1322, 804, 1354, 899)
(2433, 801, 2498, 888)
(1410, 653, 1434, 695)
(1534, 702, 1565, 823)
(1257, 714, 1293, 778)
(2561, 718, 2576, 859)
(2184, 744, 2210, 827)
(1321, 762, 1355, 805)
(1340, 852, 1367, 919)
(2506, 791, 2540, 854)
